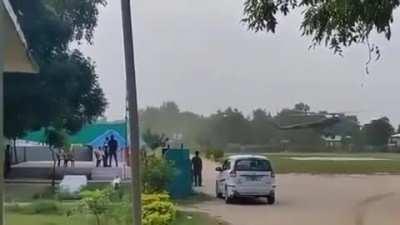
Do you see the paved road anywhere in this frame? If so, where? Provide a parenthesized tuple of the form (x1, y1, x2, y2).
(192, 159, 400, 225)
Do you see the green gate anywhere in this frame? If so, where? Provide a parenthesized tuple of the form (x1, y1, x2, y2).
(164, 149, 192, 198)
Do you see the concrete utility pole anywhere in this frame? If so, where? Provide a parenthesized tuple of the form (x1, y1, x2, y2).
(120, 1, 142, 225)
(0, 1, 6, 224)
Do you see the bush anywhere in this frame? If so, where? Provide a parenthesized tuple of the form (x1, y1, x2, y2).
(212, 148, 224, 161)
(56, 191, 81, 201)
(204, 148, 213, 159)
(118, 193, 176, 225)
(77, 189, 177, 225)
(142, 193, 176, 225)
(6, 202, 23, 213)
(142, 156, 175, 193)
(32, 186, 57, 200)
(203, 148, 224, 161)
(79, 188, 113, 225)
(31, 200, 62, 214)
(8, 200, 63, 215)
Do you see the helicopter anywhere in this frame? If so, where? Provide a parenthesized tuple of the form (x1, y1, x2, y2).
(272, 112, 358, 131)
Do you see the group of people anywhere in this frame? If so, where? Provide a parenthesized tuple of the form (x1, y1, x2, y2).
(56, 148, 75, 168)
(94, 135, 119, 168)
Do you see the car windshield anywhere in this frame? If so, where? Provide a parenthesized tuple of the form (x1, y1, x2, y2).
(235, 158, 271, 171)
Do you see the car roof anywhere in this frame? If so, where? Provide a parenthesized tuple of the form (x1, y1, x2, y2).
(227, 154, 268, 160)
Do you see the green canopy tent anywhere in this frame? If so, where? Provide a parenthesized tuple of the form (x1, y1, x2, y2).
(24, 122, 128, 147)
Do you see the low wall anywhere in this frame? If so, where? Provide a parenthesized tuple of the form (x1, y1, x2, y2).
(12, 146, 93, 163)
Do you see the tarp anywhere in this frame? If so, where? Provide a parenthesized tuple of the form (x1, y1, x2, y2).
(23, 122, 148, 149)
(24, 122, 128, 147)
(89, 129, 127, 149)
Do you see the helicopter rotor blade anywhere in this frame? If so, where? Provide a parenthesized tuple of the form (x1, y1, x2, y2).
(273, 117, 341, 130)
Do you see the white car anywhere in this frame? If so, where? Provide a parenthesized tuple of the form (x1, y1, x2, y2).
(215, 155, 276, 204)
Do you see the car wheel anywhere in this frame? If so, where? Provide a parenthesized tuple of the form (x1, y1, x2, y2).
(216, 181, 223, 198)
(224, 186, 234, 204)
(266, 192, 275, 205)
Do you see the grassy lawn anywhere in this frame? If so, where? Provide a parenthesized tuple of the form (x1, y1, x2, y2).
(264, 152, 400, 174)
(6, 213, 92, 225)
(5, 182, 129, 203)
(5, 183, 225, 225)
(172, 211, 227, 225)
(5, 183, 54, 202)
(6, 211, 223, 225)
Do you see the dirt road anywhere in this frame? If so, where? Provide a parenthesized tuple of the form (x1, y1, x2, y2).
(191, 159, 400, 225)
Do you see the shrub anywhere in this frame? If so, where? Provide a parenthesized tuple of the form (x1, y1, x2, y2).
(204, 148, 225, 161)
(6, 200, 63, 215)
(32, 186, 57, 200)
(142, 156, 175, 193)
(56, 191, 81, 201)
(101, 192, 176, 225)
(28, 200, 62, 215)
(204, 148, 214, 159)
(212, 148, 224, 161)
(6, 202, 23, 213)
(79, 188, 113, 225)
(73, 188, 177, 225)
(142, 193, 176, 225)
(125, 193, 176, 225)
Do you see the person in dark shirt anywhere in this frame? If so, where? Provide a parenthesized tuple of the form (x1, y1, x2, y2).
(191, 151, 203, 187)
(103, 137, 109, 167)
(108, 135, 118, 167)
(4, 145, 11, 177)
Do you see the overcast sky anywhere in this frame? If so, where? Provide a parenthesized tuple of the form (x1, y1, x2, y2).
(78, 0, 400, 126)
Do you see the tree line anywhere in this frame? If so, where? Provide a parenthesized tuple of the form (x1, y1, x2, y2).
(141, 102, 397, 152)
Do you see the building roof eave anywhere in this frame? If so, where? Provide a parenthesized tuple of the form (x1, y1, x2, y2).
(2, 0, 39, 74)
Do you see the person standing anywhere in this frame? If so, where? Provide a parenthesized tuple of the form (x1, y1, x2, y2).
(191, 151, 203, 187)
(103, 137, 109, 167)
(68, 146, 76, 168)
(108, 135, 118, 167)
(94, 147, 103, 168)
(56, 148, 63, 167)
(4, 145, 11, 177)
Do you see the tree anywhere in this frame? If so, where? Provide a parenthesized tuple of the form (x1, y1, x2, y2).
(294, 103, 310, 114)
(141, 102, 205, 147)
(5, 1, 107, 141)
(250, 109, 276, 144)
(79, 188, 113, 225)
(207, 108, 252, 147)
(160, 102, 180, 115)
(362, 117, 394, 147)
(142, 129, 167, 150)
(242, 0, 397, 58)
(45, 125, 69, 187)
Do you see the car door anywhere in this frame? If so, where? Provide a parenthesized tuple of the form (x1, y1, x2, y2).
(217, 159, 231, 191)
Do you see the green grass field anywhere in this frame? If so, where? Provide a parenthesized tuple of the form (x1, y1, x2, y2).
(5, 183, 55, 202)
(4, 183, 223, 225)
(263, 153, 400, 174)
(6, 213, 92, 225)
(6, 211, 221, 225)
